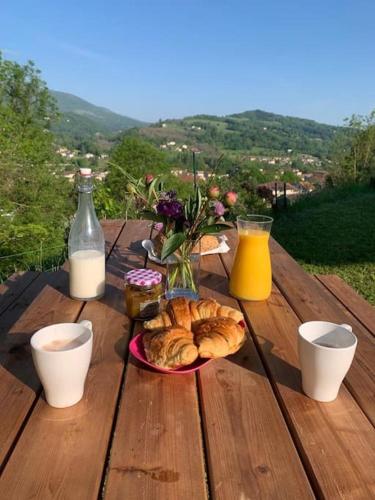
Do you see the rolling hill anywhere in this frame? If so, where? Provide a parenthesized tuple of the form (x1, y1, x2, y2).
(50, 90, 146, 143)
(135, 110, 341, 158)
(50, 90, 343, 158)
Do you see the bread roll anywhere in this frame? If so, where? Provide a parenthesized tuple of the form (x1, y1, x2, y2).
(193, 235, 219, 254)
(153, 234, 219, 258)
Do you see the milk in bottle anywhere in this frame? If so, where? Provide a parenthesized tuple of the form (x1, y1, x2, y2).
(68, 168, 105, 300)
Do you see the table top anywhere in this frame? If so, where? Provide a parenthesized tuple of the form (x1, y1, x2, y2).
(0, 219, 374, 499)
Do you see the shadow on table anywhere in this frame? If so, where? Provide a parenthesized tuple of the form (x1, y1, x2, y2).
(200, 269, 229, 294)
(106, 240, 147, 281)
(0, 331, 41, 391)
(228, 334, 303, 395)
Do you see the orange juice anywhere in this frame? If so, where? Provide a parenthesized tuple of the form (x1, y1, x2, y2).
(229, 229, 272, 300)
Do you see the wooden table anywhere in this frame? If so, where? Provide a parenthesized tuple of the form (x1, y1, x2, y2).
(0, 220, 374, 499)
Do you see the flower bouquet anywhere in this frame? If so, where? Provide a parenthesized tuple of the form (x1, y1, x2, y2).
(142, 182, 238, 299)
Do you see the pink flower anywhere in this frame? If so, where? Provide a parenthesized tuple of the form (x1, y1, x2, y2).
(208, 185, 220, 199)
(145, 174, 154, 186)
(153, 222, 164, 232)
(213, 201, 225, 217)
(224, 191, 238, 207)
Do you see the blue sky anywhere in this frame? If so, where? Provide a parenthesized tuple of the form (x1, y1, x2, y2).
(1, 0, 374, 124)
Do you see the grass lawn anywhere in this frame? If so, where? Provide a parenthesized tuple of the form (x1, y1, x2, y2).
(272, 184, 375, 305)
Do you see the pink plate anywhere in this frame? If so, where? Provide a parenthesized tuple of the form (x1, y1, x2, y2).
(129, 332, 212, 374)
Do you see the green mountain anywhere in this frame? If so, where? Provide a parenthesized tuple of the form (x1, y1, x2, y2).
(136, 109, 341, 158)
(50, 89, 342, 159)
(50, 90, 145, 143)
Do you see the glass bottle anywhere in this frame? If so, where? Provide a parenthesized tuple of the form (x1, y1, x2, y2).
(229, 215, 273, 301)
(68, 168, 105, 300)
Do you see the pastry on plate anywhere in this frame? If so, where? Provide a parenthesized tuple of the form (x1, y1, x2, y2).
(192, 317, 245, 358)
(143, 297, 244, 330)
(143, 326, 198, 370)
(152, 234, 220, 258)
(193, 235, 220, 254)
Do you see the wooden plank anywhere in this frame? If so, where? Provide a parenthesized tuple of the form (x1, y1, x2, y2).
(0, 221, 125, 469)
(316, 274, 375, 337)
(240, 285, 375, 499)
(0, 220, 150, 499)
(0, 271, 40, 317)
(197, 253, 314, 499)
(267, 237, 375, 425)
(104, 261, 208, 499)
(221, 231, 375, 498)
(0, 220, 124, 337)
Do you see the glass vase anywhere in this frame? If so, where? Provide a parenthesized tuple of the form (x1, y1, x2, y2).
(165, 241, 200, 300)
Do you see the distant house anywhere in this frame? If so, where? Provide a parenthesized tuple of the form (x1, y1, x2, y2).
(257, 182, 302, 203)
(310, 171, 329, 184)
(299, 181, 314, 192)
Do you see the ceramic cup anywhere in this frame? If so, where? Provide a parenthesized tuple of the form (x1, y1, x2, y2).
(30, 320, 93, 408)
(298, 321, 357, 402)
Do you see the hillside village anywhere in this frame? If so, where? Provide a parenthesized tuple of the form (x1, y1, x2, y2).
(52, 96, 337, 207)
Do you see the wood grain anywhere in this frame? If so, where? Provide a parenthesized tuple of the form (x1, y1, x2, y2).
(0, 220, 150, 499)
(221, 229, 375, 498)
(316, 274, 375, 337)
(0, 221, 125, 469)
(268, 237, 375, 425)
(104, 255, 208, 500)
(0, 271, 40, 317)
(197, 252, 314, 499)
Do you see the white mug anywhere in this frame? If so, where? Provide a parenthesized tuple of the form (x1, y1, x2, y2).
(298, 321, 357, 402)
(30, 320, 93, 408)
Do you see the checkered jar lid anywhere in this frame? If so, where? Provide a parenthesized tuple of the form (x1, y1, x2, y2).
(125, 268, 162, 287)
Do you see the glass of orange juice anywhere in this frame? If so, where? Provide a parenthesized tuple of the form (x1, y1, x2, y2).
(229, 215, 273, 301)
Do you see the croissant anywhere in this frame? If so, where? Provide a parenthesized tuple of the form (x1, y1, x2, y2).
(143, 326, 198, 369)
(192, 317, 245, 358)
(144, 297, 244, 330)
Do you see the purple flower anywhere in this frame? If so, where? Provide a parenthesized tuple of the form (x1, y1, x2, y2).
(156, 199, 184, 219)
(160, 190, 177, 201)
(213, 201, 225, 217)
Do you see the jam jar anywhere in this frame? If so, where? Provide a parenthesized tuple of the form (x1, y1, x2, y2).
(125, 269, 163, 320)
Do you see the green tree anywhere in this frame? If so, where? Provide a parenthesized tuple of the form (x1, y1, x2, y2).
(0, 53, 73, 279)
(106, 136, 169, 201)
(280, 170, 299, 183)
(0, 53, 58, 128)
(332, 110, 375, 183)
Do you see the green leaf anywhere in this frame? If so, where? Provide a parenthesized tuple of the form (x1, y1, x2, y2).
(141, 210, 164, 223)
(195, 185, 202, 218)
(147, 177, 160, 202)
(199, 223, 231, 234)
(161, 233, 186, 261)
